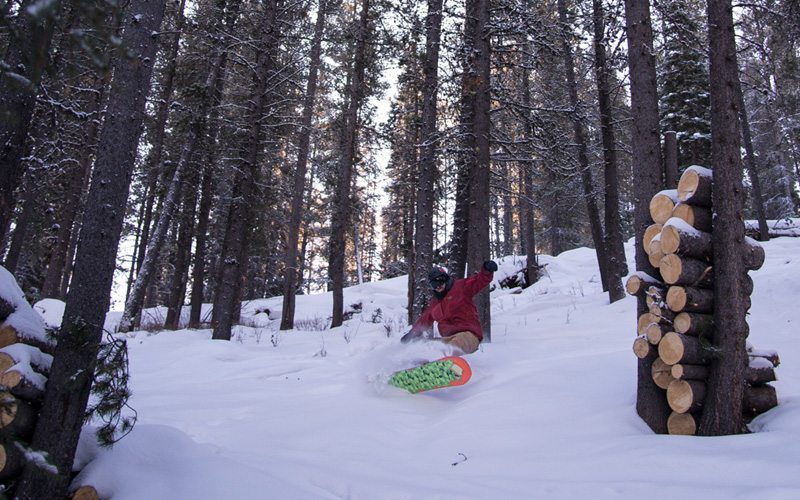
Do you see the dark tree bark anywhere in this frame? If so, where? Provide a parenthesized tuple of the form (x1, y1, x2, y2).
(123, 0, 236, 332)
(187, 0, 239, 329)
(13, 0, 167, 497)
(464, 0, 491, 341)
(591, 0, 627, 302)
(329, 0, 370, 328)
(519, 50, 538, 283)
(41, 73, 108, 298)
(212, 0, 280, 340)
(128, 0, 187, 292)
(735, 79, 769, 241)
(188, 167, 213, 328)
(0, 0, 61, 246)
(699, 0, 749, 436)
(164, 166, 199, 330)
(557, 0, 610, 295)
(410, 0, 443, 323)
(624, 0, 669, 434)
(280, 0, 327, 330)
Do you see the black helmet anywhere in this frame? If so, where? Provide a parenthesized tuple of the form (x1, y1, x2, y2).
(428, 266, 451, 289)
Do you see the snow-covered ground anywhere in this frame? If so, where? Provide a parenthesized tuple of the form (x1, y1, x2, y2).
(14, 237, 800, 498)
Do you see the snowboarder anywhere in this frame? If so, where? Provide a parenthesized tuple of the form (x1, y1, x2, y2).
(400, 260, 497, 355)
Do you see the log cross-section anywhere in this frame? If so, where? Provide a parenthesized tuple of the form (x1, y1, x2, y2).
(651, 357, 675, 389)
(659, 331, 709, 365)
(677, 166, 713, 206)
(667, 379, 706, 413)
(673, 312, 714, 337)
(649, 189, 679, 225)
(671, 203, 712, 232)
(660, 219, 713, 261)
(659, 254, 714, 288)
(666, 286, 714, 313)
(667, 411, 697, 435)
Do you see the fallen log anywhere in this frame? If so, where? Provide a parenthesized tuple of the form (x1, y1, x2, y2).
(667, 379, 705, 414)
(659, 332, 709, 365)
(743, 384, 778, 415)
(677, 165, 713, 206)
(0, 368, 46, 402)
(671, 363, 708, 381)
(659, 254, 713, 288)
(649, 189, 679, 225)
(0, 392, 37, 439)
(671, 203, 713, 232)
(666, 286, 714, 313)
(673, 312, 714, 337)
(667, 411, 697, 435)
(660, 218, 713, 261)
(0, 440, 25, 480)
(651, 357, 675, 389)
(633, 336, 652, 359)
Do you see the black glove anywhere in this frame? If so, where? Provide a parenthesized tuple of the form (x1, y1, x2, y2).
(483, 260, 498, 272)
(401, 329, 420, 344)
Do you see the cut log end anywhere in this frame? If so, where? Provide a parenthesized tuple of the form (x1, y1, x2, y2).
(667, 411, 697, 435)
(633, 337, 651, 359)
(643, 224, 663, 255)
(651, 358, 675, 389)
(667, 379, 705, 414)
(72, 485, 101, 500)
(650, 191, 678, 225)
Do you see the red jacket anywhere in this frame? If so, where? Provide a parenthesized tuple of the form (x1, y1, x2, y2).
(410, 268, 493, 341)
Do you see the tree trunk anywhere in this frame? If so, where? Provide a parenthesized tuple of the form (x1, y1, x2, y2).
(280, 0, 327, 330)
(699, 0, 750, 436)
(663, 131, 679, 188)
(213, 0, 280, 340)
(735, 76, 769, 241)
(410, 0, 443, 323)
(164, 168, 199, 330)
(463, 0, 491, 341)
(0, 0, 60, 245)
(329, 0, 370, 328)
(624, 0, 668, 434)
(14, 0, 167, 496)
(558, 0, 610, 296)
(592, 0, 627, 301)
(41, 73, 108, 299)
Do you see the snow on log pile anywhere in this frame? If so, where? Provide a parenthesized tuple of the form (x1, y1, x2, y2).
(627, 166, 778, 435)
(0, 266, 53, 488)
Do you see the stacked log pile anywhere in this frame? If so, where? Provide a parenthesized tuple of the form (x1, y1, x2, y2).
(0, 294, 53, 489)
(627, 166, 779, 435)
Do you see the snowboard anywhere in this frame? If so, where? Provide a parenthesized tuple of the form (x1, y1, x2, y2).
(388, 356, 472, 394)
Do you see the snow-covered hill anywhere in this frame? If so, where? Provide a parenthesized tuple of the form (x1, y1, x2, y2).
(10, 237, 800, 499)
